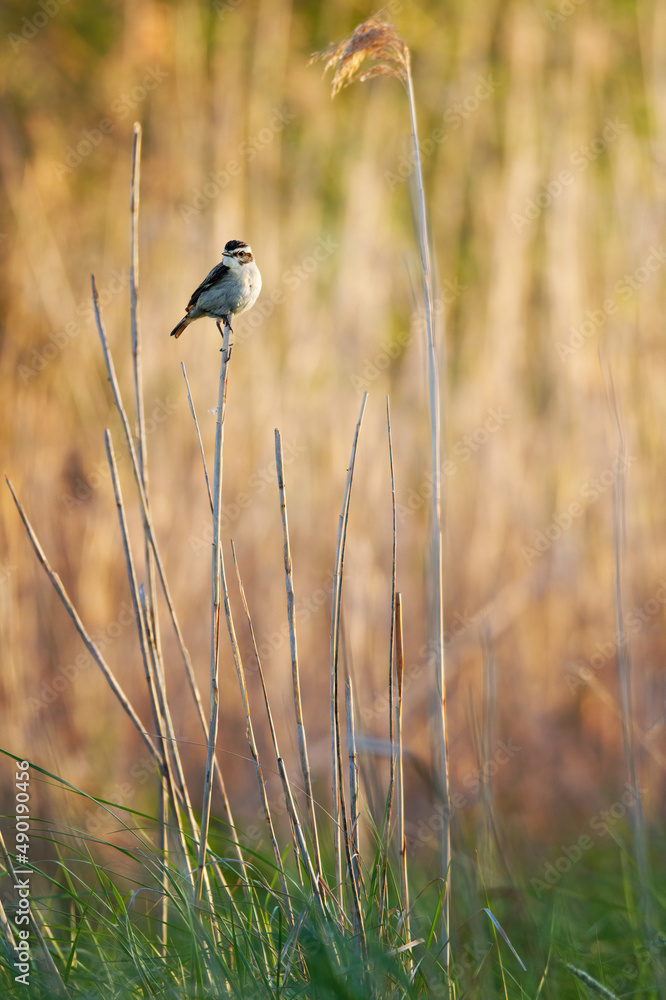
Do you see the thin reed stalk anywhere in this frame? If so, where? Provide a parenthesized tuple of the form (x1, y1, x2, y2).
(174, 403, 256, 883)
(379, 396, 397, 930)
(275, 428, 322, 878)
(330, 393, 367, 939)
(405, 62, 450, 963)
(196, 321, 232, 903)
(129, 124, 145, 482)
(395, 592, 410, 942)
(345, 675, 361, 923)
(129, 125, 164, 665)
(315, 16, 450, 955)
(157, 783, 168, 953)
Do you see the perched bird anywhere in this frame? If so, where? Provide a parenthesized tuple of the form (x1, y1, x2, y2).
(170, 239, 262, 339)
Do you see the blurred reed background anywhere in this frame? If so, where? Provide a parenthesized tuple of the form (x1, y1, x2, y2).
(1, 0, 665, 877)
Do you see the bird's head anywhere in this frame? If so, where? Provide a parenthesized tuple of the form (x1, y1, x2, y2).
(222, 240, 255, 267)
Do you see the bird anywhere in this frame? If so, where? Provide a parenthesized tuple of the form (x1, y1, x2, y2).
(169, 239, 262, 340)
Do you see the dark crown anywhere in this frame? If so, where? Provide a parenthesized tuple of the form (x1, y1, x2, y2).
(224, 239, 250, 253)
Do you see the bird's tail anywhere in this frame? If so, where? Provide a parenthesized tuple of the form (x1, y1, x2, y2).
(170, 317, 190, 339)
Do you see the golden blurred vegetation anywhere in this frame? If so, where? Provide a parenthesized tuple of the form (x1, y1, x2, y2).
(1, 0, 665, 874)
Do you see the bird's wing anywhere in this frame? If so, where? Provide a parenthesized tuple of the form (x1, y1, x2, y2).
(186, 261, 230, 311)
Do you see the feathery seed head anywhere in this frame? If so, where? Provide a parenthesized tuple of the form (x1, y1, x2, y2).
(312, 15, 410, 97)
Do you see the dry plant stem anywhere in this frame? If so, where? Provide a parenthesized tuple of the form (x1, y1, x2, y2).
(0, 830, 69, 998)
(275, 428, 322, 878)
(379, 396, 397, 929)
(129, 125, 162, 667)
(6, 477, 165, 773)
(195, 321, 231, 902)
(405, 63, 450, 956)
(345, 676, 361, 914)
(395, 592, 410, 942)
(157, 783, 168, 953)
(330, 393, 367, 935)
(182, 362, 213, 512)
(91, 282, 240, 850)
(129, 124, 145, 478)
(231, 542, 304, 885)
(127, 132, 171, 930)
